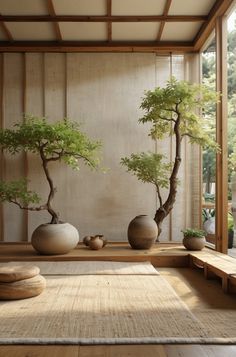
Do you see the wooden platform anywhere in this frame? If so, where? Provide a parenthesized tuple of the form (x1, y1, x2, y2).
(1, 241, 236, 294)
(0, 242, 190, 267)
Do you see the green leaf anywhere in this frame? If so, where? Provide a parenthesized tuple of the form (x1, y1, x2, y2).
(121, 152, 172, 188)
(0, 179, 41, 206)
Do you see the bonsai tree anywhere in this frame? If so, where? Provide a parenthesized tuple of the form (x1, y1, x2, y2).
(0, 115, 101, 224)
(181, 228, 205, 238)
(121, 77, 219, 238)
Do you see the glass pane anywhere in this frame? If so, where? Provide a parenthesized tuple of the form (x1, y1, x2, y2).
(228, 10, 236, 256)
(201, 34, 216, 247)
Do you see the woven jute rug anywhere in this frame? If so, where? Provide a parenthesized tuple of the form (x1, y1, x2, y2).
(0, 261, 159, 276)
(0, 261, 235, 345)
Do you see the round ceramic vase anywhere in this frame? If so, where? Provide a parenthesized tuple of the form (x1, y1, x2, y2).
(31, 222, 79, 255)
(128, 215, 158, 250)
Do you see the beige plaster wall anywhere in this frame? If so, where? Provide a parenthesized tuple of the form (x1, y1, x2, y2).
(0, 53, 200, 242)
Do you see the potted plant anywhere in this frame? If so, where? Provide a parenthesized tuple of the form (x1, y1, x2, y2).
(181, 228, 206, 251)
(0, 115, 101, 255)
(121, 77, 219, 241)
(228, 212, 234, 249)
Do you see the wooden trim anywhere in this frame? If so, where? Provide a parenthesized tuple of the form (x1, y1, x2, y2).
(194, 0, 234, 51)
(22, 53, 29, 241)
(0, 15, 207, 23)
(42, 53, 45, 116)
(156, 0, 172, 41)
(215, 16, 228, 254)
(64, 53, 67, 118)
(107, 0, 112, 42)
(0, 41, 195, 53)
(169, 53, 173, 241)
(0, 21, 13, 41)
(0, 54, 4, 241)
(47, 0, 62, 41)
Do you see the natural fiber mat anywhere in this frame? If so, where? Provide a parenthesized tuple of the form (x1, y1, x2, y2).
(0, 261, 159, 275)
(0, 262, 235, 344)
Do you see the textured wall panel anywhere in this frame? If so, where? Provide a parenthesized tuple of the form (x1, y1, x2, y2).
(0, 52, 200, 242)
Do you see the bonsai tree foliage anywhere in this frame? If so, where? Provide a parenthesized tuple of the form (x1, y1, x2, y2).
(0, 115, 101, 224)
(181, 228, 205, 238)
(121, 77, 219, 237)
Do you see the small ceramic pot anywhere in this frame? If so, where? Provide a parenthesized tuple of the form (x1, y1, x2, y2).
(182, 236, 206, 251)
(83, 236, 91, 246)
(88, 236, 104, 250)
(95, 235, 107, 247)
(128, 215, 158, 250)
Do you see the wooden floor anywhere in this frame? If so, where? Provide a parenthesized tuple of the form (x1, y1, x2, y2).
(1, 344, 236, 357)
(0, 242, 236, 357)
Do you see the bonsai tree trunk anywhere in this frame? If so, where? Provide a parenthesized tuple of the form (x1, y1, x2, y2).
(154, 113, 182, 237)
(40, 147, 59, 224)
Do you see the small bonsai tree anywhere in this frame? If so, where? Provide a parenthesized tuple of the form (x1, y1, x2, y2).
(121, 77, 219, 238)
(181, 228, 205, 238)
(0, 115, 101, 224)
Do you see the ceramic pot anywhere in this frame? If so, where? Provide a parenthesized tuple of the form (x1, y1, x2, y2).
(182, 236, 205, 251)
(31, 222, 79, 255)
(228, 230, 234, 249)
(128, 215, 158, 250)
(88, 236, 104, 250)
(83, 236, 91, 246)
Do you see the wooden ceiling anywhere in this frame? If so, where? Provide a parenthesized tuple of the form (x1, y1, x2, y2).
(0, 0, 234, 52)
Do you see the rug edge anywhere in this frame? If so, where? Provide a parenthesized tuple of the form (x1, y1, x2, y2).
(1, 337, 236, 345)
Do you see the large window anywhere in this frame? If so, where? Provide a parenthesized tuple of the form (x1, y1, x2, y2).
(201, 34, 216, 248)
(201, 9, 236, 254)
(227, 10, 236, 254)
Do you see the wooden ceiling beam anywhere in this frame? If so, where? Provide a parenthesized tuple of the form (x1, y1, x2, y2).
(0, 13, 13, 41)
(0, 15, 207, 22)
(0, 40, 195, 53)
(194, 0, 234, 51)
(157, 0, 172, 41)
(46, 0, 62, 41)
(107, 0, 112, 42)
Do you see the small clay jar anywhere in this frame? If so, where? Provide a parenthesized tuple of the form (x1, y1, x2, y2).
(102, 239, 108, 247)
(95, 235, 107, 247)
(83, 236, 91, 246)
(88, 236, 104, 250)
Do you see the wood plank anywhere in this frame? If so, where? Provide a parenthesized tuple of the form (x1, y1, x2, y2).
(204, 345, 236, 357)
(165, 345, 208, 357)
(1, 345, 236, 357)
(0, 54, 4, 242)
(194, 0, 234, 51)
(0, 41, 195, 53)
(107, 0, 112, 42)
(0, 346, 78, 357)
(0, 20, 13, 41)
(47, 0, 62, 41)
(215, 16, 228, 254)
(156, 0, 172, 41)
(80, 345, 166, 357)
(0, 15, 207, 22)
(0, 242, 190, 267)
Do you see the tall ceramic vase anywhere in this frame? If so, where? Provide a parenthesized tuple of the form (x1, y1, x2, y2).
(128, 215, 158, 250)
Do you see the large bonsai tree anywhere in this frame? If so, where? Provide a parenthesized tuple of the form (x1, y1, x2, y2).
(0, 115, 101, 224)
(121, 77, 219, 237)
